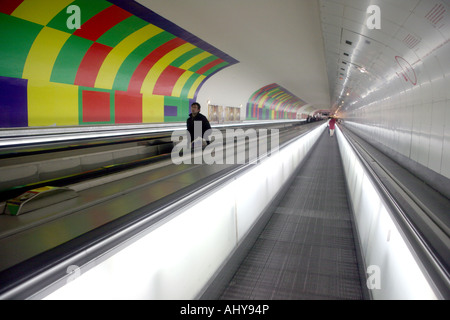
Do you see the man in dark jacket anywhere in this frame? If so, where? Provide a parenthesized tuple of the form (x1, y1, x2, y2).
(186, 102, 211, 145)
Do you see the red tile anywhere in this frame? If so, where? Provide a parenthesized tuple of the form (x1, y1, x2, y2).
(115, 91, 142, 123)
(82, 90, 110, 122)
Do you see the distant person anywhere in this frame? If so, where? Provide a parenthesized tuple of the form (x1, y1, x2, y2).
(328, 116, 337, 137)
(187, 102, 211, 146)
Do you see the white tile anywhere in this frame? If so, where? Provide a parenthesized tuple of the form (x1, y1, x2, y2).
(371, 19, 402, 41)
(322, 22, 342, 35)
(431, 74, 447, 103)
(409, 104, 422, 162)
(343, 5, 366, 24)
(418, 103, 432, 166)
(402, 11, 444, 44)
(398, 104, 413, 157)
(441, 99, 450, 178)
(342, 0, 371, 12)
(428, 100, 445, 172)
(414, 0, 449, 33)
(321, 13, 343, 28)
(377, 1, 414, 26)
(320, 0, 345, 16)
(420, 79, 434, 105)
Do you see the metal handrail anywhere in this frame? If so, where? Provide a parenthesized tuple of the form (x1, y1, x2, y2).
(0, 122, 316, 299)
(339, 125, 450, 299)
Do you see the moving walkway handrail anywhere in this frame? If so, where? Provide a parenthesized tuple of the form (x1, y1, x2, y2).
(339, 125, 450, 299)
(0, 120, 303, 149)
(0, 121, 313, 299)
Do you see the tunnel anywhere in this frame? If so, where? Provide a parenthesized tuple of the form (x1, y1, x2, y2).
(0, 0, 449, 301)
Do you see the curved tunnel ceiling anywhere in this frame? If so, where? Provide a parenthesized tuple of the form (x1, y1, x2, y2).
(319, 0, 449, 116)
(5, 1, 444, 127)
(0, 0, 239, 85)
(247, 83, 308, 120)
(139, 0, 332, 114)
(0, 0, 239, 127)
(0, 0, 331, 128)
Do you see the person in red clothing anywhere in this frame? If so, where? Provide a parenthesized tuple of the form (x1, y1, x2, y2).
(328, 116, 337, 137)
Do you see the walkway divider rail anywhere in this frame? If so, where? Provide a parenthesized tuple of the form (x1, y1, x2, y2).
(3, 122, 324, 299)
(336, 125, 448, 300)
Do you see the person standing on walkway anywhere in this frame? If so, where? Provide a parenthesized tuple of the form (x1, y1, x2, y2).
(328, 116, 337, 137)
(187, 102, 211, 146)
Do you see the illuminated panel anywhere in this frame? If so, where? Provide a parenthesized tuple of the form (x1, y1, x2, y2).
(336, 127, 438, 299)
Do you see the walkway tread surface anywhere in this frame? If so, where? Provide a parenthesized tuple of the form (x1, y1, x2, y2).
(220, 130, 366, 300)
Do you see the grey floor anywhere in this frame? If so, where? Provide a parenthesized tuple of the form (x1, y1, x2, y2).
(220, 130, 366, 300)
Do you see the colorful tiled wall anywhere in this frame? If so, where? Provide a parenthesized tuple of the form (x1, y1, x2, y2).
(0, 0, 238, 128)
(246, 83, 307, 120)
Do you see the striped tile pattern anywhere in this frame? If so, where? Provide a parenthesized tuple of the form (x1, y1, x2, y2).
(246, 83, 308, 120)
(0, 0, 237, 127)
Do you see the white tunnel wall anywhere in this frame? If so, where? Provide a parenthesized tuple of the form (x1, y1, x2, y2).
(321, 0, 450, 182)
(344, 48, 450, 180)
